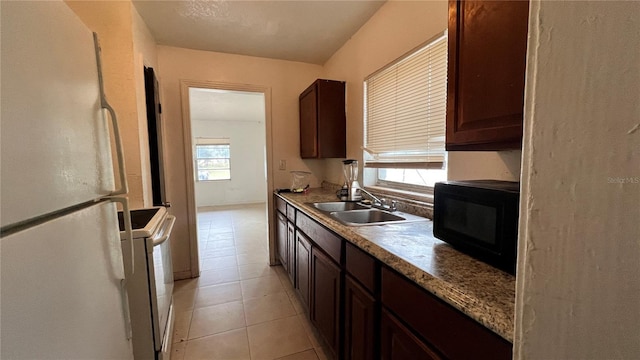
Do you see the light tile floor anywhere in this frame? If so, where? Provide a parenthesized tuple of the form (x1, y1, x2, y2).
(171, 203, 332, 360)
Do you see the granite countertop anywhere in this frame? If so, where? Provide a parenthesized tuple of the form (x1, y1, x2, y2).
(277, 188, 516, 342)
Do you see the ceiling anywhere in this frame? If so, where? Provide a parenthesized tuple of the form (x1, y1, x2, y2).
(132, 0, 386, 64)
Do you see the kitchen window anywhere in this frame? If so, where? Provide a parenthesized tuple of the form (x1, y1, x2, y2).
(195, 139, 231, 181)
(364, 30, 448, 192)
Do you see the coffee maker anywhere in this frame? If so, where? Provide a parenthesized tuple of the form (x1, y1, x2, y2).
(342, 159, 362, 201)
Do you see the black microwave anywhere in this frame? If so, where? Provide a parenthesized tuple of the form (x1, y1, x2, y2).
(433, 180, 520, 274)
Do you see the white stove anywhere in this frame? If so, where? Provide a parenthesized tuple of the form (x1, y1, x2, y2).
(118, 207, 175, 360)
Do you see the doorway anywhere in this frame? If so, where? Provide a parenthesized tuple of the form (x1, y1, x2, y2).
(143, 67, 168, 207)
(180, 81, 275, 277)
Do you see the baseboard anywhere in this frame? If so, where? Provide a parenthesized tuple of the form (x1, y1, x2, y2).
(197, 202, 266, 211)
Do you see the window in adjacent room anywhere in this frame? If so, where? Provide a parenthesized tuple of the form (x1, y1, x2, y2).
(364, 30, 448, 192)
(195, 138, 231, 181)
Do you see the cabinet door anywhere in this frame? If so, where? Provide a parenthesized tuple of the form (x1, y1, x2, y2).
(381, 309, 442, 360)
(344, 275, 376, 360)
(296, 231, 311, 310)
(286, 221, 296, 285)
(310, 247, 341, 356)
(299, 84, 318, 158)
(446, 0, 529, 150)
(299, 79, 346, 159)
(276, 212, 288, 271)
(316, 80, 346, 158)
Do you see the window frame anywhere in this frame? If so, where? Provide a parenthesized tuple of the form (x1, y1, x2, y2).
(194, 141, 231, 182)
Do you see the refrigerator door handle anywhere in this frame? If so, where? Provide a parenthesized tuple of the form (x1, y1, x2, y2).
(120, 279, 133, 340)
(107, 196, 134, 340)
(93, 33, 128, 196)
(108, 196, 134, 276)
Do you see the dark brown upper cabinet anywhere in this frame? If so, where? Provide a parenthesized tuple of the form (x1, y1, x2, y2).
(446, 0, 530, 151)
(299, 79, 346, 158)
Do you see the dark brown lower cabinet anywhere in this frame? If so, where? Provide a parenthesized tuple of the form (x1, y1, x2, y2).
(287, 222, 296, 284)
(310, 247, 341, 357)
(382, 268, 512, 360)
(344, 275, 376, 360)
(274, 197, 512, 360)
(381, 309, 442, 360)
(295, 231, 311, 309)
(276, 211, 287, 271)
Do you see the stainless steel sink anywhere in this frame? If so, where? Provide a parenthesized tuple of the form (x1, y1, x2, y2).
(308, 201, 428, 226)
(330, 209, 405, 225)
(331, 209, 428, 226)
(310, 202, 370, 212)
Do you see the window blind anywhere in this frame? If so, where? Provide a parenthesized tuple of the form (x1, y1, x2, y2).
(195, 137, 229, 145)
(364, 32, 447, 169)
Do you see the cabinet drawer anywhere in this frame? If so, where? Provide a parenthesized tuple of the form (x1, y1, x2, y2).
(286, 204, 296, 222)
(345, 242, 377, 294)
(296, 212, 342, 264)
(381, 267, 511, 360)
(276, 196, 287, 214)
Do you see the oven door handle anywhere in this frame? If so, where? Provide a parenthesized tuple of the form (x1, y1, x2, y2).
(152, 215, 176, 247)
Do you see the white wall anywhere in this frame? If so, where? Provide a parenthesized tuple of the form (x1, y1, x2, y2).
(191, 91, 267, 207)
(157, 46, 323, 275)
(515, 1, 640, 358)
(447, 151, 522, 181)
(321, 0, 521, 185)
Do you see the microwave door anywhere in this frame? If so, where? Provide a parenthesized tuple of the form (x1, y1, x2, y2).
(440, 196, 501, 250)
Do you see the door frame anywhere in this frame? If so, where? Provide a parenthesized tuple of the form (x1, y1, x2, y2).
(179, 80, 277, 278)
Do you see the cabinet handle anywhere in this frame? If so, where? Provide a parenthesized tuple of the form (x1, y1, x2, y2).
(152, 215, 176, 246)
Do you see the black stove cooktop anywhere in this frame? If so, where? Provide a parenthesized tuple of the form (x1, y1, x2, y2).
(117, 208, 160, 231)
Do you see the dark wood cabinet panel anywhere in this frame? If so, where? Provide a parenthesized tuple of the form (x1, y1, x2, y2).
(345, 242, 377, 294)
(276, 196, 287, 215)
(299, 79, 346, 158)
(310, 247, 341, 356)
(286, 204, 296, 222)
(296, 231, 312, 310)
(446, 0, 530, 150)
(287, 222, 296, 285)
(381, 268, 512, 360)
(381, 309, 442, 360)
(296, 211, 342, 264)
(276, 211, 288, 271)
(344, 275, 376, 360)
(299, 84, 318, 158)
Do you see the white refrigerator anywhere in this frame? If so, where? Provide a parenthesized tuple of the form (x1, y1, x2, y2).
(1, 1, 135, 359)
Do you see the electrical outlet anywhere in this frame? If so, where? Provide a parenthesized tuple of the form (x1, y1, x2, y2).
(279, 160, 286, 170)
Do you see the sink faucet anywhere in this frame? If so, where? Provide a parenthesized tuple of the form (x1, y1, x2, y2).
(358, 188, 397, 212)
